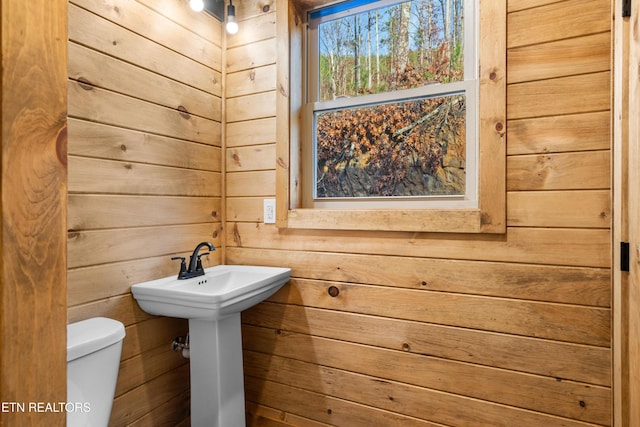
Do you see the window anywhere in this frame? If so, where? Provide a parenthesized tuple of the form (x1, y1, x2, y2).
(275, 0, 506, 233)
(305, 0, 476, 210)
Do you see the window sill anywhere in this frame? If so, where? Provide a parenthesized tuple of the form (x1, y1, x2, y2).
(280, 208, 503, 233)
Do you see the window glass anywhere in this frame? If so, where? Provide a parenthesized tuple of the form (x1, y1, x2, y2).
(307, 0, 474, 205)
(316, 0, 465, 101)
(314, 93, 466, 198)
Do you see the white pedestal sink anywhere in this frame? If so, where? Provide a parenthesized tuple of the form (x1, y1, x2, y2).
(131, 265, 291, 427)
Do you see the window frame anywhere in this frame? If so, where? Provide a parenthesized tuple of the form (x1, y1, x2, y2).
(275, 0, 506, 233)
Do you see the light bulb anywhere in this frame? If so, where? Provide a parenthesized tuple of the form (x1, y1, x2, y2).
(226, 20, 238, 34)
(190, 0, 204, 12)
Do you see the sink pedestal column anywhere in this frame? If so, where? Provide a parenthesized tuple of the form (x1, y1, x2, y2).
(188, 313, 246, 427)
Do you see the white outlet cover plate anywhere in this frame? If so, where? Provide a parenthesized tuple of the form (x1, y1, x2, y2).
(264, 198, 276, 224)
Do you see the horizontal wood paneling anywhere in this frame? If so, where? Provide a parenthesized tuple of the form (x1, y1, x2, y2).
(244, 302, 611, 385)
(227, 118, 276, 147)
(508, 32, 610, 84)
(244, 338, 607, 427)
(69, 3, 219, 95)
(226, 11, 276, 48)
(136, 0, 222, 44)
(73, 0, 222, 71)
(68, 82, 221, 145)
(232, 0, 614, 426)
(246, 403, 331, 427)
(244, 342, 610, 425)
(507, 150, 610, 191)
(227, 145, 277, 172)
(109, 364, 190, 427)
(228, 171, 277, 197)
(227, 91, 278, 122)
(68, 0, 221, 425)
(507, 72, 611, 119)
(233, 0, 277, 21)
(507, 111, 610, 155)
(267, 278, 610, 346)
(507, 190, 611, 228)
(120, 317, 189, 361)
(226, 38, 277, 73)
(68, 223, 221, 268)
(68, 252, 221, 307)
(226, 64, 277, 98)
(68, 195, 221, 229)
(126, 392, 191, 427)
(68, 156, 221, 196)
(507, 0, 611, 48)
(227, 247, 610, 306)
(116, 345, 187, 396)
(68, 41, 221, 120)
(68, 119, 221, 169)
(228, 223, 610, 268)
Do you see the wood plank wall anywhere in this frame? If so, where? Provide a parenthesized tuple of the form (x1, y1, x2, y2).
(226, 0, 615, 426)
(66, 0, 222, 425)
(0, 0, 68, 425)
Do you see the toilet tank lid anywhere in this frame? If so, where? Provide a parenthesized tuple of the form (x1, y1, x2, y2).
(67, 317, 126, 362)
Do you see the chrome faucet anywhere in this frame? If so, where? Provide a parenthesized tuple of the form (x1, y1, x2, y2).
(172, 242, 216, 280)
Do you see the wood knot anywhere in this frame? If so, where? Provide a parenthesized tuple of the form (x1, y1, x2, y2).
(495, 122, 504, 132)
(249, 70, 256, 81)
(232, 223, 242, 246)
(211, 210, 218, 218)
(120, 144, 127, 152)
(232, 152, 241, 166)
(278, 83, 289, 97)
(77, 77, 93, 90)
(327, 286, 340, 297)
(263, 4, 270, 12)
(177, 105, 191, 119)
(56, 124, 67, 167)
(277, 157, 289, 170)
(489, 71, 497, 81)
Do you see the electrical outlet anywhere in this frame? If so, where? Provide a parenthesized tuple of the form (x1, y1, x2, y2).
(263, 198, 276, 224)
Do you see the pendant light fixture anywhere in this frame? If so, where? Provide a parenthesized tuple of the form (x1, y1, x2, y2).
(226, 0, 238, 34)
(189, 0, 204, 12)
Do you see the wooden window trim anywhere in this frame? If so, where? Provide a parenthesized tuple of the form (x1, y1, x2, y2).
(276, 0, 506, 233)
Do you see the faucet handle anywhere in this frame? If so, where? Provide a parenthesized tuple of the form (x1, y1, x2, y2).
(171, 256, 187, 277)
(195, 253, 209, 271)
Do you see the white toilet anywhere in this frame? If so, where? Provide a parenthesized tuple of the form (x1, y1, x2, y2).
(67, 317, 125, 427)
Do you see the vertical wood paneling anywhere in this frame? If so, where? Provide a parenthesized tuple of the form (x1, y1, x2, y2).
(67, 0, 222, 425)
(1, 0, 68, 425)
(226, 1, 615, 426)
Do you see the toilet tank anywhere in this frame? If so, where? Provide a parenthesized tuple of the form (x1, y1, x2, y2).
(67, 317, 125, 427)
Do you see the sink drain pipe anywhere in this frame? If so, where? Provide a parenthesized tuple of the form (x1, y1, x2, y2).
(172, 334, 190, 359)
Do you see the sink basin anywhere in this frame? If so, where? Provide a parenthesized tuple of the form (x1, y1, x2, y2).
(131, 265, 291, 320)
